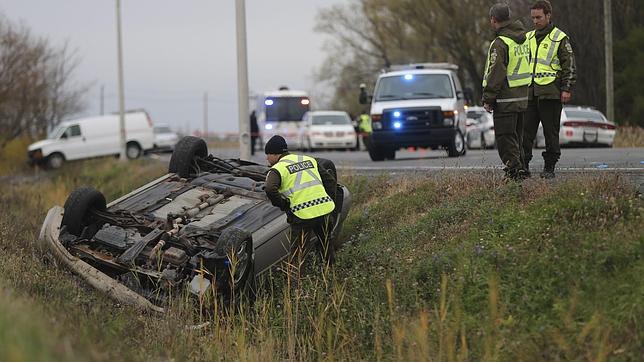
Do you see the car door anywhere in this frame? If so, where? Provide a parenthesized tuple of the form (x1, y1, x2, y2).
(59, 124, 88, 160)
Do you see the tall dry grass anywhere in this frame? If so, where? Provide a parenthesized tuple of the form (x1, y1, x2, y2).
(614, 125, 644, 147)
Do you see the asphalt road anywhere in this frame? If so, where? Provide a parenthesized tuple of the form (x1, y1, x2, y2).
(151, 146, 644, 191)
(156, 146, 644, 170)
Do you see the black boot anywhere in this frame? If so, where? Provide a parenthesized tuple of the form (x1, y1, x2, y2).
(540, 162, 555, 179)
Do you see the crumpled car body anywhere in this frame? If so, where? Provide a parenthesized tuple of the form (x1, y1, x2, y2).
(38, 137, 351, 312)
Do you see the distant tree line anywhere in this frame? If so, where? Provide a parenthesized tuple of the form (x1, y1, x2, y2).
(315, 0, 643, 126)
(0, 15, 87, 149)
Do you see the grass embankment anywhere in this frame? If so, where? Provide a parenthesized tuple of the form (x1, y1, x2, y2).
(0, 160, 642, 360)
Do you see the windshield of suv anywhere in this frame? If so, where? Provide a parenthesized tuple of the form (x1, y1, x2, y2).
(312, 114, 351, 125)
(48, 125, 66, 139)
(565, 109, 606, 122)
(265, 97, 310, 122)
(374, 74, 454, 101)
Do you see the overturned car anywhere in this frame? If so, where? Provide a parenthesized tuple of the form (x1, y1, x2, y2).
(38, 136, 351, 312)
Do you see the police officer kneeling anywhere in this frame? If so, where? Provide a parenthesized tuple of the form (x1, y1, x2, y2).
(263, 135, 337, 266)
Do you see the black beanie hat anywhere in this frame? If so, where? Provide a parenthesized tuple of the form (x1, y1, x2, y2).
(264, 135, 288, 154)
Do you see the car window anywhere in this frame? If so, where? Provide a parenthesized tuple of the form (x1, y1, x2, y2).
(65, 124, 81, 137)
(311, 115, 351, 125)
(375, 74, 454, 101)
(155, 126, 172, 134)
(467, 111, 486, 121)
(565, 109, 606, 122)
(48, 125, 66, 139)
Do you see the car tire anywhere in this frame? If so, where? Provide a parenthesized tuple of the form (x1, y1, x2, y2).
(368, 146, 386, 161)
(62, 186, 107, 236)
(126, 142, 142, 159)
(384, 147, 396, 160)
(216, 227, 254, 298)
(317, 158, 337, 182)
(169, 136, 208, 178)
(447, 130, 466, 157)
(46, 153, 65, 170)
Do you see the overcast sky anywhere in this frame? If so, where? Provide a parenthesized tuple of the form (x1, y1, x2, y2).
(1, 0, 344, 134)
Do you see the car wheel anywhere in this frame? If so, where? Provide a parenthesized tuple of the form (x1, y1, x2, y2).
(126, 142, 142, 159)
(384, 147, 396, 160)
(169, 136, 208, 178)
(368, 146, 386, 161)
(62, 186, 107, 236)
(447, 130, 466, 157)
(217, 227, 254, 299)
(46, 153, 65, 169)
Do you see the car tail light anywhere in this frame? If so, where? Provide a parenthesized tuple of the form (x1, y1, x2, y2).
(602, 124, 616, 130)
(563, 121, 584, 128)
(371, 114, 382, 122)
(565, 130, 573, 137)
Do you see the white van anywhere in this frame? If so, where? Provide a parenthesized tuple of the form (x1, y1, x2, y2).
(27, 110, 155, 169)
(359, 63, 467, 160)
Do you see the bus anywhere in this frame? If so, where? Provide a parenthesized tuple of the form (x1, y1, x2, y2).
(257, 87, 310, 150)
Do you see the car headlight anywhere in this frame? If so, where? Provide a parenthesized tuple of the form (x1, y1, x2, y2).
(372, 122, 382, 130)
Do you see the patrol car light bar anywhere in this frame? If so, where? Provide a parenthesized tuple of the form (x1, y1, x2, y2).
(386, 63, 459, 72)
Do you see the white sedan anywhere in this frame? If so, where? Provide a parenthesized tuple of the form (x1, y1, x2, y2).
(536, 106, 616, 148)
(300, 111, 357, 151)
(153, 125, 179, 151)
(465, 106, 495, 149)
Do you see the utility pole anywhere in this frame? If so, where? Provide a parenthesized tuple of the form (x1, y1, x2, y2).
(604, 0, 614, 122)
(235, 0, 251, 160)
(115, 0, 127, 161)
(203, 92, 209, 139)
(100, 85, 105, 115)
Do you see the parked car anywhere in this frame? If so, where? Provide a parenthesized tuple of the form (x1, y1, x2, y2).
(38, 136, 352, 312)
(300, 111, 357, 151)
(465, 106, 495, 149)
(153, 124, 179, 152)
(28, 110, 155, 169)
(535, 106, 616, 148)
(359, 63, 467, 160)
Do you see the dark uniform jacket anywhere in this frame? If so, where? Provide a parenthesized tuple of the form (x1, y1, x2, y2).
(530, 23, 576, 100)
(482, 20, 529, 113)
(265, 153, 337, 223)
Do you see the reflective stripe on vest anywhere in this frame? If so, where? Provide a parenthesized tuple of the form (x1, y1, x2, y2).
(271, 154, 335, 219)
(482, 36, 532, 88)
(527, 27, 568, 85)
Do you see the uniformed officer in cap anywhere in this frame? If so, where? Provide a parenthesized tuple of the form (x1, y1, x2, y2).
(482, 3, 531, 181)
(264, 135, 337, 266)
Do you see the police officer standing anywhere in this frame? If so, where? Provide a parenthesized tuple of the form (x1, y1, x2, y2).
(358, 110, 373, 151)
(522, 0, 576, 179)
(482, 3, 531, 181)
(264, 135, 337, 266)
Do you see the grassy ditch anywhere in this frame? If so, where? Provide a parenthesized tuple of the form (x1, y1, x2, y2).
(0, 161, 642, 361)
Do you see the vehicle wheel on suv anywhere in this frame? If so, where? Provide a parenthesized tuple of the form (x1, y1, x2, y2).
(384, 147, 396, 160)
(169, 136, 208, 178)
(368, 146, 386, 161)
(46, 153, 65, 169)
(447, 130, 466, 157)
(62, 186, 107, 236)
(126, 142, 142, 159)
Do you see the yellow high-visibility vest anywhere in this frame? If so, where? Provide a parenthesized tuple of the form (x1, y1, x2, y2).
(527, 27, 568, 85)
(271, 154, 335, 220)
(482, 36, 532, 88)
(359, 114, 372, 134)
